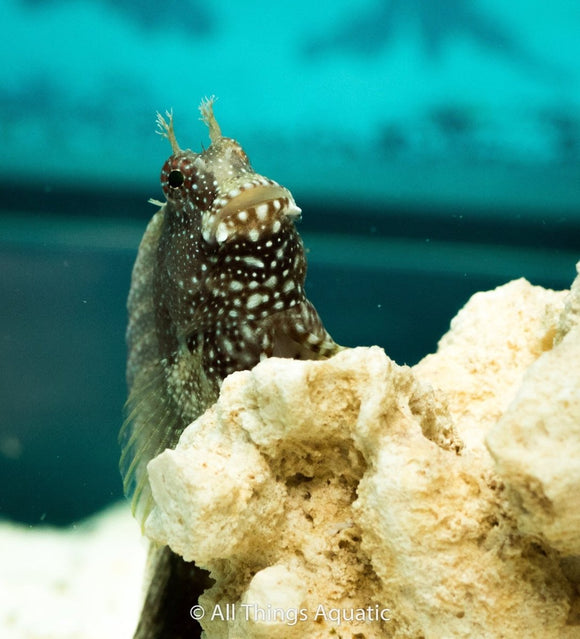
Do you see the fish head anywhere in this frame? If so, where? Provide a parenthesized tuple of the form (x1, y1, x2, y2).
(158, 102, 301, 247)
(154, 100, 309, 346)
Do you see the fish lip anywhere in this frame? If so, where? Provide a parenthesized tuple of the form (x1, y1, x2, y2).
(214, 184, 301, 219)
(201, 181, 302, 245)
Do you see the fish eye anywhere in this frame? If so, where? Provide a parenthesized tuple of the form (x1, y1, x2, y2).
(168, 169, 185, 188)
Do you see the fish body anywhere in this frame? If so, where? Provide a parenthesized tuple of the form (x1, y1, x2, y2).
(120, 99, 341, 638)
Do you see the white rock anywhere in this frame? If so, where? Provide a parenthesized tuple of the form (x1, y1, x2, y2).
(487, 274, 580, 555)
(142, 263, 580, 638)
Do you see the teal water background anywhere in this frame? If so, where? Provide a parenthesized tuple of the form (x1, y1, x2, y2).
(0, 0, 579, 525)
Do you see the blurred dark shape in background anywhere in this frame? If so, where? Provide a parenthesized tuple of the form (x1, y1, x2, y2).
(20, 0, 214, 35)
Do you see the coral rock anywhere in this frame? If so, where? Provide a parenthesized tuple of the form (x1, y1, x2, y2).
(145, 264, 580, 638)
(486, 266, 580, 557)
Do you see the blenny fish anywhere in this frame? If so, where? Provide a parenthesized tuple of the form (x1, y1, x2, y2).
(120, 98, 341, 638)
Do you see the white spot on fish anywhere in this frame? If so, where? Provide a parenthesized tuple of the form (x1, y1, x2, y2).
(247, 293, 267, 309)
(216, 223, 229, 243)
(256, 203, 269, 220)
(242, 256, 264, 268)
(222, 338, 234, 354)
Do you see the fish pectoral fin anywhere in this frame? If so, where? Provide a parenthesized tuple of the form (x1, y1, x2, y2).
(269, 302, 343, 361)
(120, 362, 181, 530)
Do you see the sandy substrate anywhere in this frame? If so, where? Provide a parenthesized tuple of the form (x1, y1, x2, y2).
(0, 502, 145, 639)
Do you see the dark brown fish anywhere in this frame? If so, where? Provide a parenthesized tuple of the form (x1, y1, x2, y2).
(120, 98, 341, 638)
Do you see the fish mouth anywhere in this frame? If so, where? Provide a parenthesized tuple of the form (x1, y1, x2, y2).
(217, 184, 301, 219)
(202, 182, 302, 245)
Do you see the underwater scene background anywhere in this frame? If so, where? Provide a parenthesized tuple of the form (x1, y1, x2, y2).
(0, 0, 579, 526)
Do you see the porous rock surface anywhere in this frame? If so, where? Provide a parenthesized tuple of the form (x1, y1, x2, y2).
(145, 264, 580, 638)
